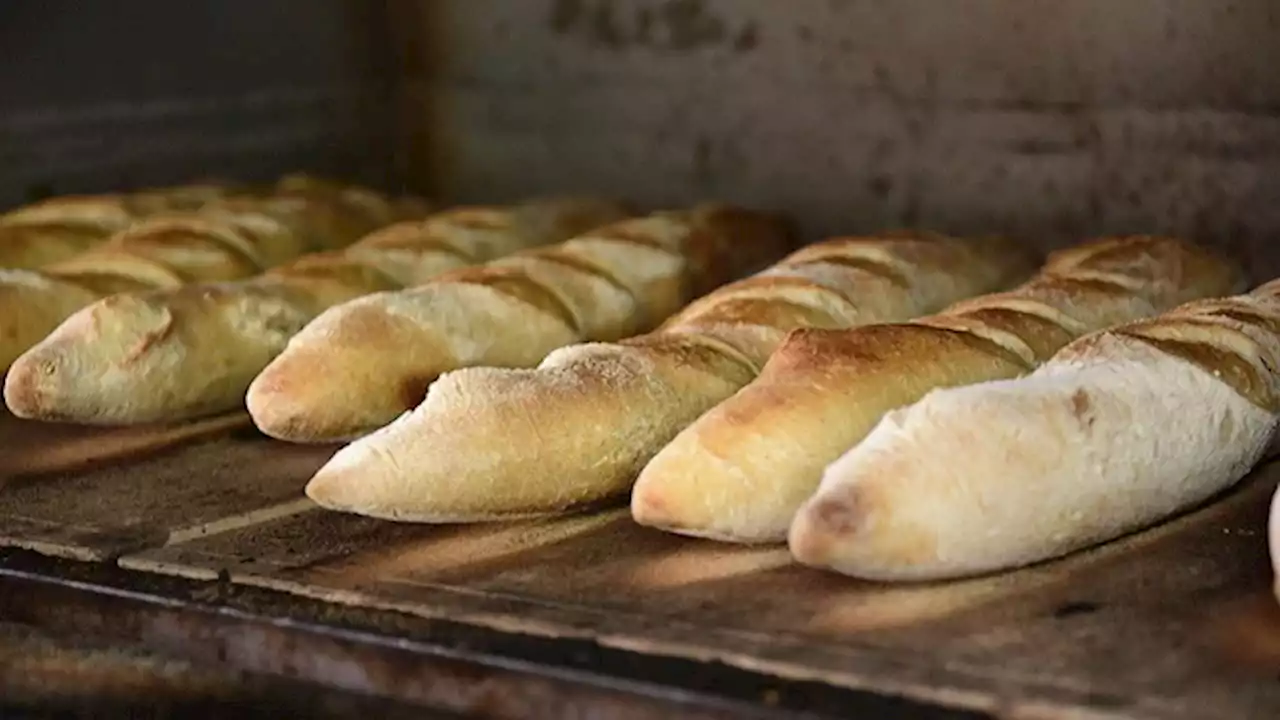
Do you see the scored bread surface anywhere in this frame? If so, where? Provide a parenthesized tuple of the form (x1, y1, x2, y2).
(246, 204, 793, 443)
(0, 182, 253, 269)
(302, 231, 1038, 523)
(630, 235, 1243, 544)
(792, 278, 1280, 581)
(0, 178, 424, 375)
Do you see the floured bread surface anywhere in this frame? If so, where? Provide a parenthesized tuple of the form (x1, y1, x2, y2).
(306, 338, 757, 521)
(789, 336, 1276, 580)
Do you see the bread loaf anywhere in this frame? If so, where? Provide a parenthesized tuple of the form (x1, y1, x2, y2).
(246, 204, 795, 443)
(791, 278, 1280, 581)
(0, 182, 241, 269)
(4, 197, 628, 424)
(0, 180, 428, 373)
(302, 231, 1037, 522)
(632, 236, 1244, 544)
(267, 174, 433, 249)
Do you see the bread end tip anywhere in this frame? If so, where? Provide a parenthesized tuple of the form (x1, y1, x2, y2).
(3, 352, 52, 421)
(248, 368, 368, 445)
(304, 459, 362, 514)
(629, 483, 671, 529)
(788, 494, 865, 571)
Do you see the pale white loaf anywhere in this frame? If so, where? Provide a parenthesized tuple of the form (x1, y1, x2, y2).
(792, 281, 1280, 581)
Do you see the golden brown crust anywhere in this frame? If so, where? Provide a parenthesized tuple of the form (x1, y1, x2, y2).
(348, 222, 478, 263)
(677, 205, 797, 295)
(246, 301, 458, 439)
(1, 195, 138, 233)
(0, 223, 113, 269)
(265, 252, 403, 307)
(1132, 332, 1275, 410)
(1107, 296, 1280, 412)
(665, 276, 858, 328)
(445, 265, 582, 333)
(788, 253, 911, 288)
(512, 247, 632, 292)
(90, 220, 264, 282)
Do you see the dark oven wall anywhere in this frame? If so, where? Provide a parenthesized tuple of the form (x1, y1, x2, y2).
(397, 0, 1280, 280)
(0, 0, 400, 208)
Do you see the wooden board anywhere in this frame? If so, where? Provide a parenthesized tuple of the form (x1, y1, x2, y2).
(0, 409, 252, 482)
(5, 416, 1280, 718)
(0, 421, 329, 560)
(117, 464, 1280, 720)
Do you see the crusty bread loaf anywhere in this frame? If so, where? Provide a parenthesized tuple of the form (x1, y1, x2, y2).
(267, 174, 433, 249)
(631, 236, 1244, 544)
(302, 231, 1038, 522)
(0, 179, 430, 373)
(246, 204, 795, 443)
(4, 197, 628, 425)
(1, 208, 135, 270)
(0, 183, 242, 270)
(791, 278, 1280, 581)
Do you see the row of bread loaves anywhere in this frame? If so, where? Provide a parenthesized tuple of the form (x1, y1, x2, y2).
(0, 180, 237, 270)
(300, 232, 1280, 586)
(0, 174, 433, 371)
(8, 182, 1273, 587)
(245, 203, 801, 442)
(4, 196, 632, 424)
(303, 230, 1041, 520)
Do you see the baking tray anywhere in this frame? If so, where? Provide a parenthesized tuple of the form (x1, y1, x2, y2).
(2, 411, 1280, 719)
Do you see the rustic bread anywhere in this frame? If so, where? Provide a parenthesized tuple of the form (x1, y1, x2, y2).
(246, 204, 794, 443)
(0, 182, 247, 270)
(4, 197, 627, 424)
(0, 180, 422, 374)
(792, 278, 1280, 581)
(302, 231, 1038, 522)
(631, 236, 1244, 544)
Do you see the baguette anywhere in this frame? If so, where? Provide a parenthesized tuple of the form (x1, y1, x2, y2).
(0, 183, 239, 269)
(268, 174, 434, 248)
(631, 236, 1244, 543)
(791, 278, 1280, 581)
(4, 197, 628, 424)
(302, 231, 1038, 522)
(246, 204, 795, 443)
(0, 181, 427, 372)
(1, 197, 140, 270)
